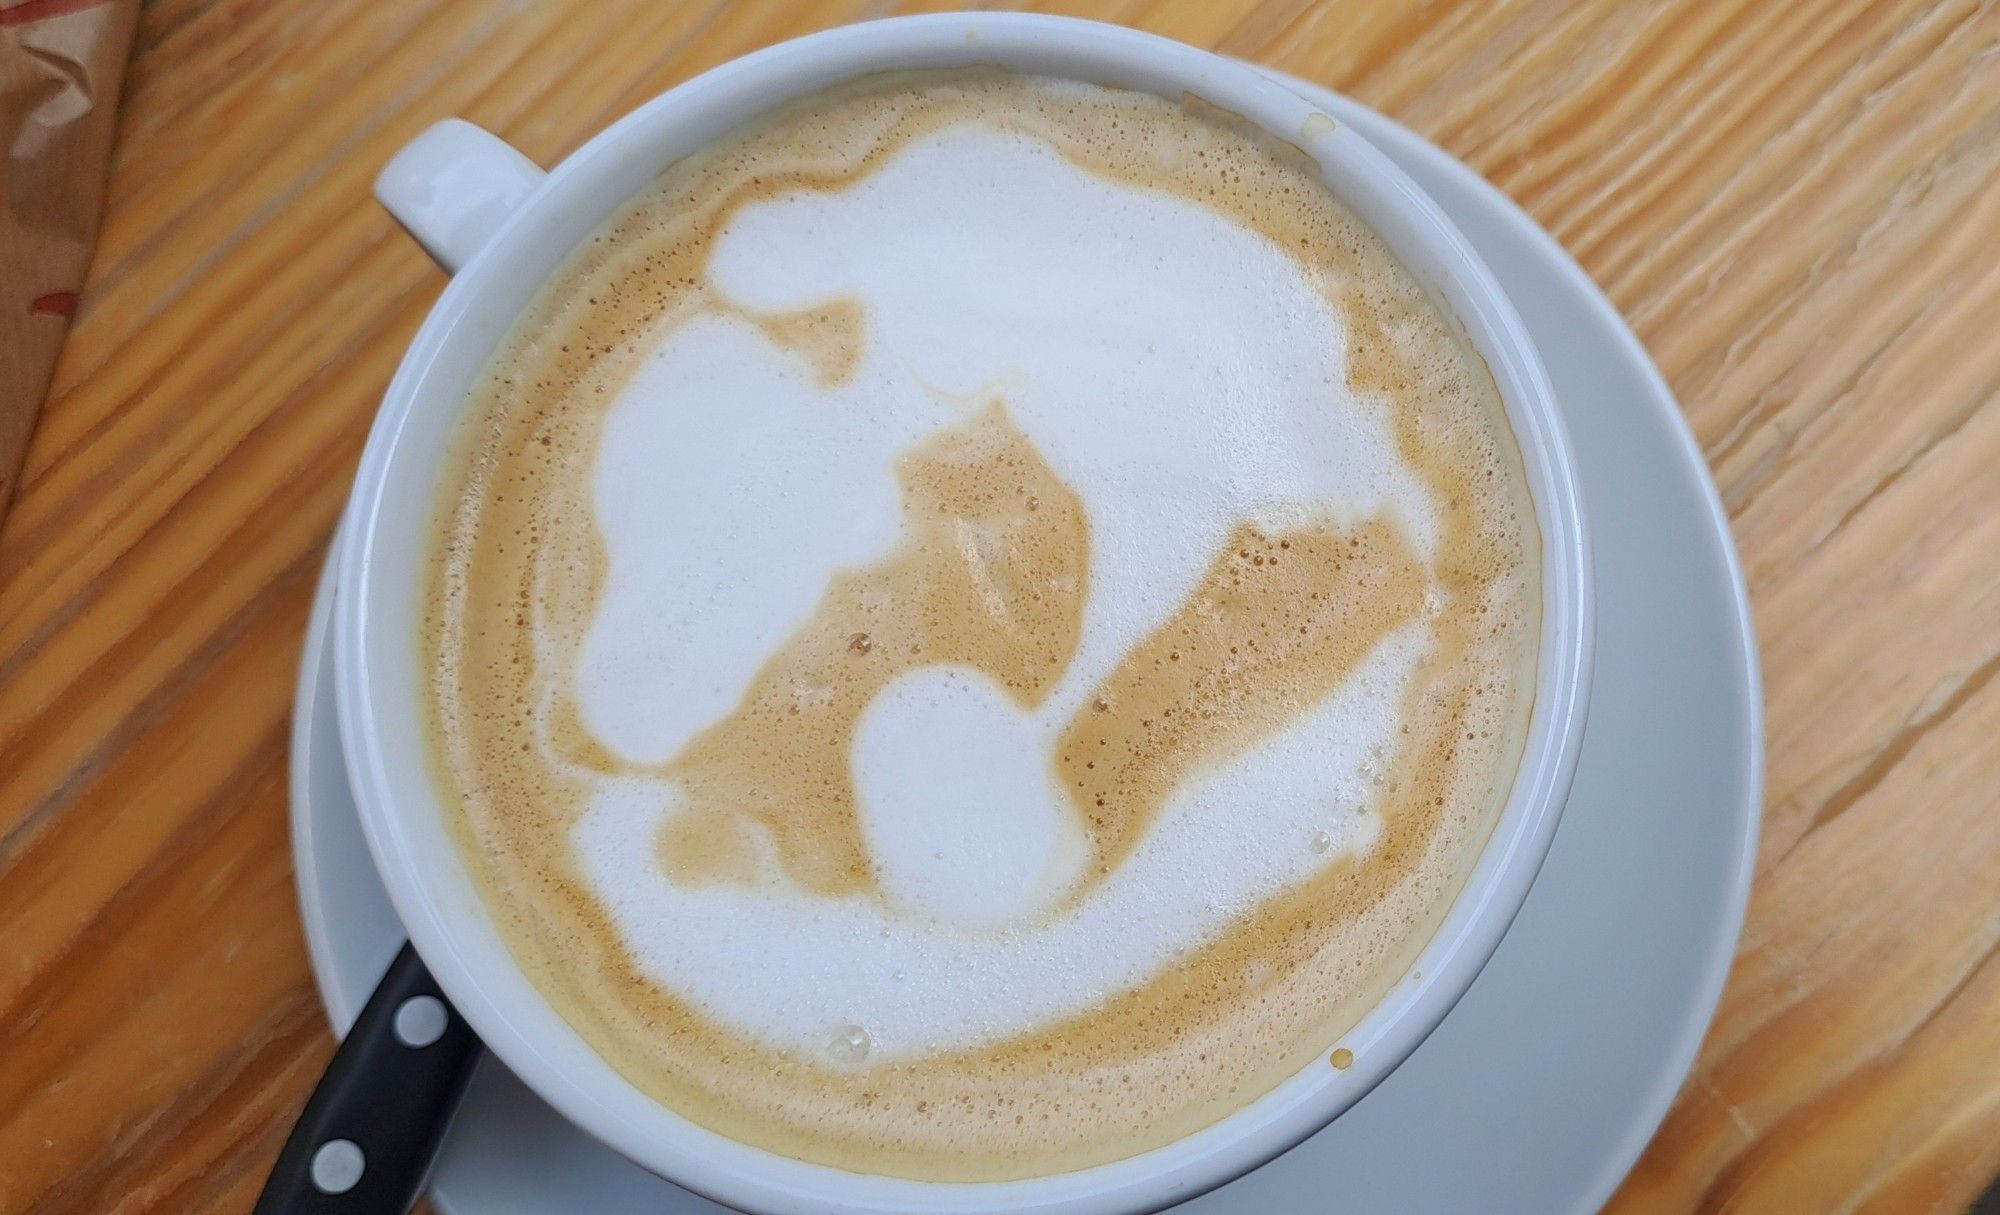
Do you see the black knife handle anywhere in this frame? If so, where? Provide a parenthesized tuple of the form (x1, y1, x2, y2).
(255, 943, 482, 1215)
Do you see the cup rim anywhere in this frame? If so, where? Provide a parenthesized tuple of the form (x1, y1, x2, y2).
(336, 13, 1593, 1215)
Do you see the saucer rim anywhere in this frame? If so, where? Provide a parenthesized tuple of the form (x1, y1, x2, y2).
(1267, 73, 1762, 1212)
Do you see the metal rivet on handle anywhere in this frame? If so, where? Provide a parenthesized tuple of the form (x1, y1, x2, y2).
(310, 1139, 365, 1195)
(394, 995, 448, 1048)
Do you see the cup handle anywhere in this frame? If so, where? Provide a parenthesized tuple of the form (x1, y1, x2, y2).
(375, 119, 547, 274)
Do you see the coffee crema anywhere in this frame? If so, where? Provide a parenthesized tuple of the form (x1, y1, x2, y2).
(423, 70, 1539, 1181)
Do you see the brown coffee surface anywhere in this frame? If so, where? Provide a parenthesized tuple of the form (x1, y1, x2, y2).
(423, 71, 1539, 1180)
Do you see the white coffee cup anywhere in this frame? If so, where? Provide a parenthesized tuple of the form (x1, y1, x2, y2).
(341, 13, 1593, 1214)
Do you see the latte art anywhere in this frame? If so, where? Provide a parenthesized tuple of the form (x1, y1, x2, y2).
(424, 72, 1539, 1180)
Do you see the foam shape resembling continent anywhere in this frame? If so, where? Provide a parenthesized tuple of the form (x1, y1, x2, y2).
(573, 126, 1436, 769)
(577, 314, 935, 764)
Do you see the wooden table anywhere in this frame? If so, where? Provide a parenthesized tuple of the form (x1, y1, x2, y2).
(4, 0, 1998, 1211)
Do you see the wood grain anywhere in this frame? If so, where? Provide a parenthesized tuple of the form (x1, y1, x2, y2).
(2, 0, 1997, 1211)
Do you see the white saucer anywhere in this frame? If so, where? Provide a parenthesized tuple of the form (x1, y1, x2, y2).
(291, 81, 1761, 1215)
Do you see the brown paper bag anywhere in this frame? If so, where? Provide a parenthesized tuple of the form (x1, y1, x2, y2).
(1, 0, 138, 521)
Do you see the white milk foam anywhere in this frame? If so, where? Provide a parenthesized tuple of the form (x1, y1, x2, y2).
(580, 126, 1433, 765)
(568, 126, 1440, 1058)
